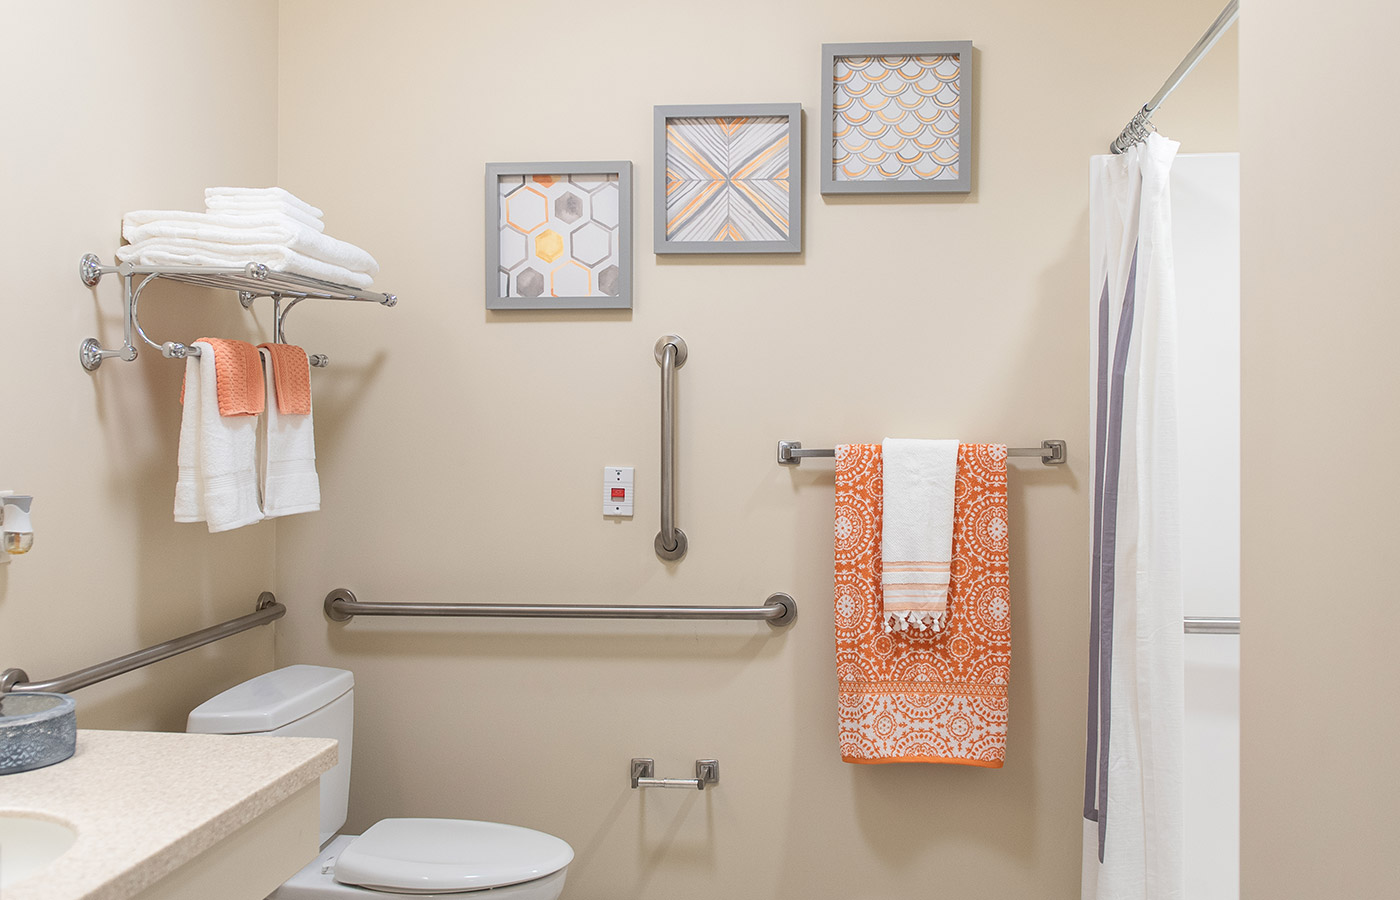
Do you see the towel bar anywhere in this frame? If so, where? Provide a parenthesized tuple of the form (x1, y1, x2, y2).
(777, 439, 1068, 466)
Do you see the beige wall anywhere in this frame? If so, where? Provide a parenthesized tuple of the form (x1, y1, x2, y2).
(272, 2, 1236, 898)
(1238, 1, 1400, 897)
(0, 0, 281, 731)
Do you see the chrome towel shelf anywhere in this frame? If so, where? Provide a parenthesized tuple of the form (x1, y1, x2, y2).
(77, 254, 397, 371)
(323, 588, 797, 627)
(778, 439, 1068, 466)
(0, 593, 284, 693)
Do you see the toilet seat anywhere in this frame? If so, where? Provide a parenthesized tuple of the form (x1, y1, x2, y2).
(333, 818, 574, 894)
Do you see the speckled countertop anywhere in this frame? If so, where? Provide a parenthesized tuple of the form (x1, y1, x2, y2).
(0, 729, 337, 900)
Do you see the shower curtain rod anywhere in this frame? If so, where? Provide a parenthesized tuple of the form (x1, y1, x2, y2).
(1109, 0, 1239, 154)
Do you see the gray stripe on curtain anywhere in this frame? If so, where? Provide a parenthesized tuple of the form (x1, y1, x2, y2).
(1085, 244, 1140, 863)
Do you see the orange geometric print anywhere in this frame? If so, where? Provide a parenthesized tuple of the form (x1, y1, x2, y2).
(834, 443, 1010, 766)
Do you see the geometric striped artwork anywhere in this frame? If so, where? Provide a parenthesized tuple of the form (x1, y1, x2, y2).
(485, 161, 632, 309)
(653, 104, 802, 253)
(821, 42, 973, 194)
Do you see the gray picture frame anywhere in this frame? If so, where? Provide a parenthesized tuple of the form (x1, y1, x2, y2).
(653, 103, 803, 254)
(485, 160, 632, 310)
(820, 41, 973, 195)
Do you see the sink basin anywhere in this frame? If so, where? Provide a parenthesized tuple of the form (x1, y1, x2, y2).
(0, 813, 78, 887)
(0, 692, 76, 774)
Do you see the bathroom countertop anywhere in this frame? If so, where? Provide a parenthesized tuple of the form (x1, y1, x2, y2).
(0, 729, 337, 900)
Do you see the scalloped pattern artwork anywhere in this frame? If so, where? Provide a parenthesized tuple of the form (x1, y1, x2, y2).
(831, 53, 961, 182)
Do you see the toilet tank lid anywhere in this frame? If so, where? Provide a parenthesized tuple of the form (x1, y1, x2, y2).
(188, 665, 353, 734)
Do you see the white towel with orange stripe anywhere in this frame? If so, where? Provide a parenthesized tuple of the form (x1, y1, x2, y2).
(880, 438, 960, 633)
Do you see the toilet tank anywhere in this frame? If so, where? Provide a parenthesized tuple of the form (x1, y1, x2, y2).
(188, 665, 354, 846)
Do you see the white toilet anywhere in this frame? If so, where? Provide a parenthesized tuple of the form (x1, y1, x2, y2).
(188, 665, 573, 899)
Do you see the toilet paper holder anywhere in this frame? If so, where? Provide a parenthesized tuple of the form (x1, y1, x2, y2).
(630, 758, 719, 791)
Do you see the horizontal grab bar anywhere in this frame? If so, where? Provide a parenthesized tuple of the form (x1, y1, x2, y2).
(323, 588, 796, 627)
(0, 593, 285, 694)
(1184, 616, 1239, 634)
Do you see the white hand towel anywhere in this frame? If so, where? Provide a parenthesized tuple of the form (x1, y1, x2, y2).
(204, 186, 324, 219)
(204, 198, 325, 232)
(173, 353, 206, 523)
(117, 240, 374, 288)
(258, 347, 321, 517)
(175, 342, 264, 532)
(880, 438, 960, 633)
(122, 213, 378, 275)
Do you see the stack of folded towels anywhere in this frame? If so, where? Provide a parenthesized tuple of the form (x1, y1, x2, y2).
(176, 337, 321, 532)
(117, 187, 378, 287)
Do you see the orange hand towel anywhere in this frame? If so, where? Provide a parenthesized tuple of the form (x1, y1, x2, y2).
(834, 443, 1010, 766)
(196, 338, 265, 417)
(256, 343, 312, 416)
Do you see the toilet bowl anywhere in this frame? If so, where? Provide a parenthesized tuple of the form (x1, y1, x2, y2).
(188, 665, 572, 899)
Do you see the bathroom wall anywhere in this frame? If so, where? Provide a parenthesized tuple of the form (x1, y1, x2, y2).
(272, 2, 1237, 898)
(1239, 1, 1400, 897)
(0, 0, 281, 731)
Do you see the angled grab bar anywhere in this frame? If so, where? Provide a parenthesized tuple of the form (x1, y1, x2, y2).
(654, 335, 687, 560)
(0, 593, 285, 693)
(323, 588, 796, 627)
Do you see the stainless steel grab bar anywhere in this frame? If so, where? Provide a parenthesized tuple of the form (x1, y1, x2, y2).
(1184, 616, 1239, 634)
(654, 335, 688, 560)
(324, 588, 796, 627)
(0, 593, 285, 693)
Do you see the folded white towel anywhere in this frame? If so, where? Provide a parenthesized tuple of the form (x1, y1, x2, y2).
(204, 187, 324, 219)
(204, 197, 325, 232)
(258, 347, 320, 518)
(125, 207, 323, 234)
(122, 213, 378, 275)
(117, 239, 374, 288)
(880, 438, 959, 633)
(174, 342, 264, 533)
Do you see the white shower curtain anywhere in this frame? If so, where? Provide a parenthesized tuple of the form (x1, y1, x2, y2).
(1082, 132, 1184, 900)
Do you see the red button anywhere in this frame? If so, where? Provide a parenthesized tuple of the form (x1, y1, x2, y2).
(611, 488, 627, 500)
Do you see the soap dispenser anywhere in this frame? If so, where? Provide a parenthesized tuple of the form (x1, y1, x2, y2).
(1, 493, 34, 559)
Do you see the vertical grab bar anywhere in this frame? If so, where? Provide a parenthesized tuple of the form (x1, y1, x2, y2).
(654, 335, 688, 561)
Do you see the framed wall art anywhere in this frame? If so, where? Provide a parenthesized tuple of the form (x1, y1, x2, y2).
(486, 161, 632, 310)
(653, 103, 802, 254)
(820, 41, 972, 195)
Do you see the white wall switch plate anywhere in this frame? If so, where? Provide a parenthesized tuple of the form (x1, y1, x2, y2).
(604, 466, 634, 517)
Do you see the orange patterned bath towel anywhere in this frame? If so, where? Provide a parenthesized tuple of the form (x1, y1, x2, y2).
(834, 443, 1010, 766)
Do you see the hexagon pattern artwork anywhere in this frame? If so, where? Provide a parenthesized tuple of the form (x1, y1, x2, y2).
(665, 116, 790, 242)
(832, 54, 961, 182)
(498, 173, 621, 298)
